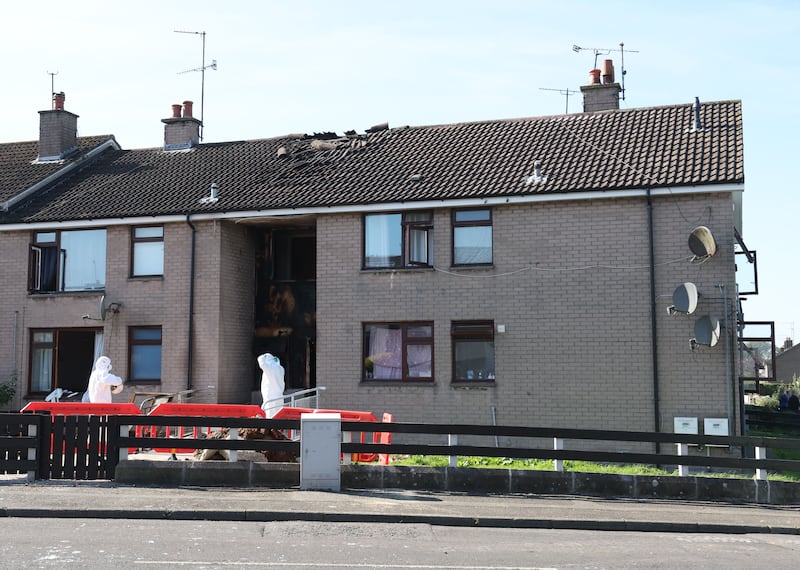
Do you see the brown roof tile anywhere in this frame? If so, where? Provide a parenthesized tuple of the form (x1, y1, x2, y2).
(0, 100, 743, 224)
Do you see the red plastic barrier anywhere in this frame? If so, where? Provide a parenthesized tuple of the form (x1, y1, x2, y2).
(21, 402, 142, 416)
(272, 407, 376, 422)
(273, 407, 392, 463)
(143, 403, 266, 453)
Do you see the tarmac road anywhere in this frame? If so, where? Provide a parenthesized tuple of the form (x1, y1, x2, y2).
(2, 517, 800, 569)
(1, 476, 800, 534)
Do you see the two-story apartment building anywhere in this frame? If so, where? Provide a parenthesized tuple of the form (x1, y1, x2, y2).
(0, 71, 749, 437)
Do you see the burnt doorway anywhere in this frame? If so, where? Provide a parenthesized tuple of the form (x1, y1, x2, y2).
(254, 226, 316, 392)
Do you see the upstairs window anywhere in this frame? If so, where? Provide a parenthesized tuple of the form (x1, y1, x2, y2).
(452, 208, 492, 265)
(29, 229, 106, 293)
(452, 320, 495, 382)
(363, 322, 434, 381)
(131, 226, 164, 277)
(364, 211, 432, 269)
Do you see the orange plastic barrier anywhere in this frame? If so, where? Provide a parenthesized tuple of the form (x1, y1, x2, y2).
(143, 402, 266, 453)
(21, 402, 142, 416)
(273, 407, 392, 463)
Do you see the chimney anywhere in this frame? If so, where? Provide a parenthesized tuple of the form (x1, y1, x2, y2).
(580, 59, 621, 113)
(161, 100, 200, 150)
(37, 92, 79, 161)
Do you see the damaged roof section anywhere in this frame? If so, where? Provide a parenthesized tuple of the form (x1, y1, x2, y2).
(0, 99, 743, 225)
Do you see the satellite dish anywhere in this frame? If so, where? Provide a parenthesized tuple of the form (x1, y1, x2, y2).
(688, 226, 717, 258)
(670, 282, 699, 314)
(693, 315, 720, 347)
(98, 295, 107, 321)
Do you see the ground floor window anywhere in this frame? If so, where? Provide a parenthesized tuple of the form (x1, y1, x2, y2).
(129, 326, 162, 383)
(29, 328, 103, 395)
(363, 322, 433, 381)
(452, 320, 495, 382)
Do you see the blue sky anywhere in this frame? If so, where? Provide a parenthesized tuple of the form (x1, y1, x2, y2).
(2, 0, 797, 343)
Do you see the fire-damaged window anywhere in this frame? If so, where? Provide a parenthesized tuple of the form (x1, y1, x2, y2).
(452, 208, 492, 265)
(131, 225, 164, 277)
(29, 229, 106, 293)
(363, 322, 433, 381)
(363, 211, 432, 269)
(452, 320, 495, 382)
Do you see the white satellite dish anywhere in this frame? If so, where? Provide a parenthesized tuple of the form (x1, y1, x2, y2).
(693, 315, 720, 347)
(688, 226, 717, 258)
(669, 282, 699, 315)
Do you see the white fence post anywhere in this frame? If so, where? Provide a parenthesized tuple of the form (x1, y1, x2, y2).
(755, 446, 768, 481)
(342, 431, 352, 465)
(227, 427, 238, 462)
(676, 443, 689, 476)
(448, 434, 458, 467)
(553, 437, 564, 472)
(118, 424, 129, 463)
(26, 424, 37, 482)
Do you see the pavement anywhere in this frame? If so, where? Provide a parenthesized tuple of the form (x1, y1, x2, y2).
(2, 475, 800, 535)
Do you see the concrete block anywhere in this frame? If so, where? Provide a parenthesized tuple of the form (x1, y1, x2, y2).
(185, 461, 250, 487)
(381, 465, 446, 491)
(696, 476, 755, 503)
(573, 472, 635, 498)
(636, 476, 696, 500)
(250, 462, 300, 487)
(114, 460, 185, 486)
(510, 470, 573, 495)
(447, 467, 509, 494)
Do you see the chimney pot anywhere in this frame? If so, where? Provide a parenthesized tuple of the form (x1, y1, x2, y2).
(183, 100, 194, 118)
(53, 92, 66, 111)
(589, 69, 601, 85)
(171, 104, 182, 118)
(601, 59, 615, 84)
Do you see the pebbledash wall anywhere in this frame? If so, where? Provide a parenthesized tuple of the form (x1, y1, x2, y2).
(315, 191, 739, 439)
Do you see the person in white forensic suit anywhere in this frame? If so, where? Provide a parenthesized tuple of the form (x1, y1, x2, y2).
(84, 356, 124, 403)
(258, 352, 285, 418)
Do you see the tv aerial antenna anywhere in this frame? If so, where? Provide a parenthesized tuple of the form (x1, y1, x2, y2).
(572, 42, 638, 100)
(175, 30, 217, 141)
(47, 71, 58, 106)
(539, 87, 578, 114)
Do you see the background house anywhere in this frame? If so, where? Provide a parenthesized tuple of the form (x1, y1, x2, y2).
(0, 67, 753, 439)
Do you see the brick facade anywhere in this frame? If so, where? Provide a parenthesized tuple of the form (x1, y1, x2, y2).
(316, 192, 738, 435)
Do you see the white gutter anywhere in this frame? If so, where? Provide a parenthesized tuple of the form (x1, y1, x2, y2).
(1, 138, 121, 213)
(0, 182, 744, 232)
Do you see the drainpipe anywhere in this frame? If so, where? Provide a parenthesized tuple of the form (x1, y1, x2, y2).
(719, 284, 734, 429)
(646, 188, 661, 453)
(185, 215, 197, 393)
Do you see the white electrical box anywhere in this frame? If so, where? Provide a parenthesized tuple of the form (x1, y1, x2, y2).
(704, 418, 729, 437)
(300, 413, 341, 491)
(673, 417, 698, 434)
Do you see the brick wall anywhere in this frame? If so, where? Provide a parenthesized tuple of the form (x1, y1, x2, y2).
(316, 193, 739, 434)
(0, 220, 255, 408)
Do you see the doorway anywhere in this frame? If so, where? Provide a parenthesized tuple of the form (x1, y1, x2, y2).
(29, 328, 102, 395)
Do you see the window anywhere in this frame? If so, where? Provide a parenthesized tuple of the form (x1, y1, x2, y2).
(29, 229, 106, 292)
(453, 208, 492, 265)
(363, 322, 433, 381)
(131, 226, 164, 277)
(129, 326, 162, 383)
(363, 211, 432, 269)
(452, 320, 495, 382)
